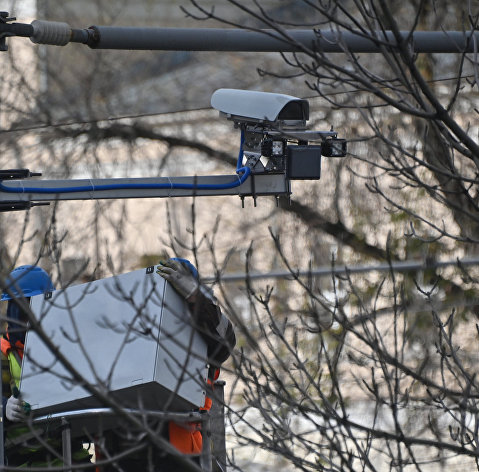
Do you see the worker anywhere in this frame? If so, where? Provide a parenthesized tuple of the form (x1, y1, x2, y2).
(158, 258, 235, 463)
(1, 265, 90, 467)
(1, 265, 55, 422)
(157, 258, 235, 368)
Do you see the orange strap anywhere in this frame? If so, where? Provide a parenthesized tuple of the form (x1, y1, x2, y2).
(201, 395, 212, 411)
(1, 337, 10, 357)
(1, 336, 24, 359)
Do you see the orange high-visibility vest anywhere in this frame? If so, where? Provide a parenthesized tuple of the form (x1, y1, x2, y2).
(168, 369, 219, 455)
(1, 336, 24, 391)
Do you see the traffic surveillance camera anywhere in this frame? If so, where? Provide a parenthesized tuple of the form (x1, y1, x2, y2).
(211, 89, 309, 128)
(211, 89, 347, 181)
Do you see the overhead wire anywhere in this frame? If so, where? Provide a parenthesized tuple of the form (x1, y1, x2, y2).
(0, 74, 475, 135)
(202, 256, 479, 283)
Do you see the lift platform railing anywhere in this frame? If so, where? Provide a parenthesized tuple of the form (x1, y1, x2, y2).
(5, 379, 226, 472)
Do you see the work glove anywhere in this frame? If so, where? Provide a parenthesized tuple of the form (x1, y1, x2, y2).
(157, 259, 199, 301)
(6, 395, 25, 422)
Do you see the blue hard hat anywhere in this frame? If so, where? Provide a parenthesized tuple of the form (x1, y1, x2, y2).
(171, 258, 199, 280)
(1, 265, 55, 301)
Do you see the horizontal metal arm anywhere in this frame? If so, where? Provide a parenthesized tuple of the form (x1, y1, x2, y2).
(2, 17, 479, 53)
(0, 174, 290, 203)
(84, 27, 479, 53)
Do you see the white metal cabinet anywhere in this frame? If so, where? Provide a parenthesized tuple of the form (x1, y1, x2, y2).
(21, 267, 208, 415)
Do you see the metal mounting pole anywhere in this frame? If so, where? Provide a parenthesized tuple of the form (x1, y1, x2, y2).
(84, 27, 479, 53)
(210, 381, 227, 472)
(1, 15, 479, 54)
(0, 174, 290, 207)
(61, 417, 72, 471)
(199, 412, 212, 472)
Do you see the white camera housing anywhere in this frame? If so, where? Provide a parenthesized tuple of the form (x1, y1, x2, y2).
(211, 88, 309, 127)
